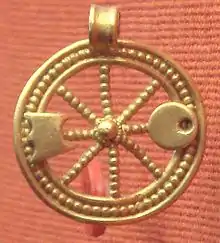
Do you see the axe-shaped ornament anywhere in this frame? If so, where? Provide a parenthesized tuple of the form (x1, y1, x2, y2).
(24, 112, 73, 162)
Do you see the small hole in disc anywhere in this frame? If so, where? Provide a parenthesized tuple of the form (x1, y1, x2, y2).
(178, 118, 193, 132)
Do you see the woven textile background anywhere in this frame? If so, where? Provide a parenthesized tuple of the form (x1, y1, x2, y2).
(1, 0, 220, 242)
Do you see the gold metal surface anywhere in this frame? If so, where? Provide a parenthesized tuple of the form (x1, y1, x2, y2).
(13, 4, 205, 225)
(148, 102, 198, 150)
(89, 5, 119, 52)
(24, 112, 73, 162)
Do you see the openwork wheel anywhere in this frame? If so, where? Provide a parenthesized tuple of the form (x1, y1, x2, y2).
(13, 5, 205, 224)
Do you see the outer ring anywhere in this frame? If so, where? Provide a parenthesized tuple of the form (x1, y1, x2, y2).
(13, 39, 205, 224)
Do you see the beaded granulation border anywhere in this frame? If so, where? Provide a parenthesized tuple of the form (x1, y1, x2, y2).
(16, 40, 202, 223)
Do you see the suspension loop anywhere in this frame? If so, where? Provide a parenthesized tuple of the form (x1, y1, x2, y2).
(89, 4, 120, 52)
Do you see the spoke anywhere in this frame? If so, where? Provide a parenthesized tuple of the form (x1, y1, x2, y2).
(60, 143, 103, 185)
(118, 80, 160, 123)
(108, 144, 120, 198)
(63, 129, 94, 141)
(122, 123, 149, 135)
(99, 65, 113, 117)
(119, 135, 162, 179)
(57, 85, 97, 124)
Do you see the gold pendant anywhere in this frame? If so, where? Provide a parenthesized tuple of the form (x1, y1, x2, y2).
(13, 5, 205, 225)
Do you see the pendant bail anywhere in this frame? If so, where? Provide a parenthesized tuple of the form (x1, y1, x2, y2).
(89, 4, 120, 52)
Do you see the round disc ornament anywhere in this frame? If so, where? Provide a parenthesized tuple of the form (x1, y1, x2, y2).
(14, 5, 205, 224)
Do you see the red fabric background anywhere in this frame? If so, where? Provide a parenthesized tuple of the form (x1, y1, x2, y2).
(1, 0, 220, 242)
